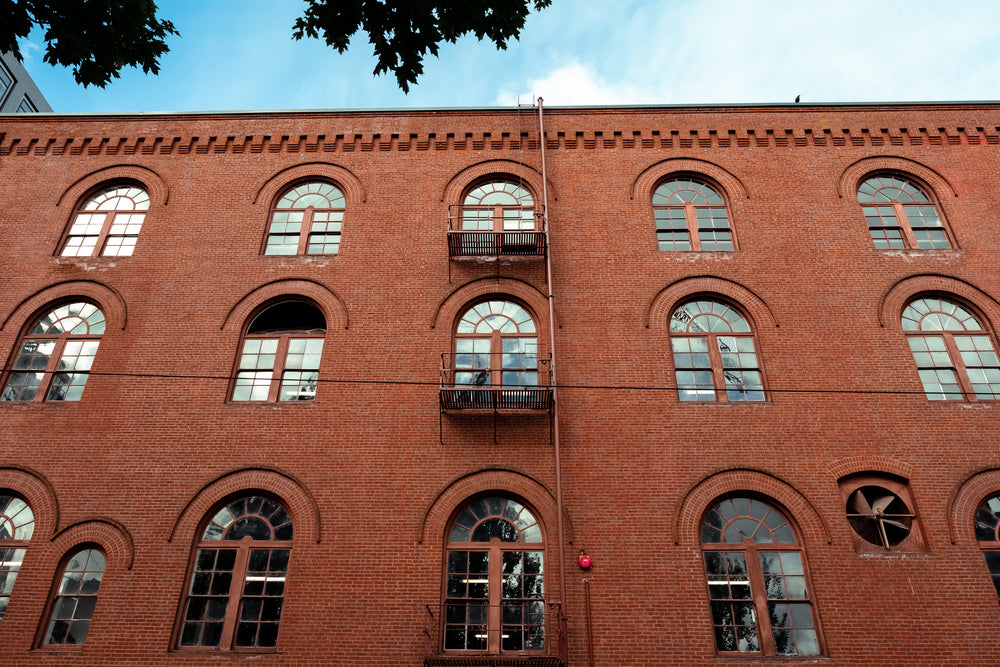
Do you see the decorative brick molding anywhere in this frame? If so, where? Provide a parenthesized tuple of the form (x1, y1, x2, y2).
(251, 161, 366, 206)
(829, 455, 913, 481)
(430, 277, 555, 333)
(54, 164, 169, 208)
(169, 467, 321, 545)
(45, 518, 135, 571)
(440, 159, 551, 204)
(0, 466, 59, 540)
(646, 276, 777, 329)
(878, 274, 1000, 329)
(631, 157, 748, 201)
(0, 280, 128, 332)
(418, 467, 568, 545)
(672, 468, 830, 545)
(837, 155, 957, 199)
(947, 468, 1000, 544)
(221, 278, 349, 331)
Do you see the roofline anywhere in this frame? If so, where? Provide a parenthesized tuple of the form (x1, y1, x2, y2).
(4, 100, 1000, 119)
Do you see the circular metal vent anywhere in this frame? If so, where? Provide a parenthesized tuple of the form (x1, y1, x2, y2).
(846, 486, 914, 548)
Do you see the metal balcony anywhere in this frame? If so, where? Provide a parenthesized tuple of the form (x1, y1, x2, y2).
(440, 354, 553, 413)
(447, 206, 547, 259)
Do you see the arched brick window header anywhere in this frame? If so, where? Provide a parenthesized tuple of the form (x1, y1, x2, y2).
(1, 281, 127, 332)
(441, 160, 551, 204)
(431, 278, 554, 332)
(56, 165, 169, 208)
(878, 275, 1000, 329)
(222, 279, 349, 331)
(420, 468, 571, 545)
(0, 467, 58, 539)
(947, 469, 1000, 545)
(672, 468, 830, 545)
(829, 456, 913, 481)
(837, 156, 956, 199)
(44, 518, 135, 571)
(252, 162, 365, 205)
(631, 158, 748, 201)
(169, 468, 322, 545)
(647, 276, 776, 329)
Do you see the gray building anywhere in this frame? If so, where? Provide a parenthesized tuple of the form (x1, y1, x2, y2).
(0, 51, 51, 112)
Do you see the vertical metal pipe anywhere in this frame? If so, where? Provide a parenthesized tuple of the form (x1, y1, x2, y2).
(537, 97, 569, 658)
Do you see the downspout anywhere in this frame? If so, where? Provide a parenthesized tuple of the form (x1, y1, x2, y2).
(537, 97, 569, 659)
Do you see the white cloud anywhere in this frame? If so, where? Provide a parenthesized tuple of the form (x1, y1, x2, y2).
(494, 62, 656, 106)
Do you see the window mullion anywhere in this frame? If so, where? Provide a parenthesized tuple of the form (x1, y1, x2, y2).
(745, 543, 776, 655)
(297, 208, 314, 255)
(685, 204, 700, 251)
(487, 543, 501, 654)
(37, 338, 65, 402)
(943, 333, 976, 400)
(894, 203, 919, 249)
(219, 544, 251, 650)
(706, 334, 727, 402)
(95, 211, 116, 257)
(267, 337, 292, 402)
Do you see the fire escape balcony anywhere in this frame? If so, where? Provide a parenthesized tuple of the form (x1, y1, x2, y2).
(440, 354, 553, 412)
(447, 206, 547, 259)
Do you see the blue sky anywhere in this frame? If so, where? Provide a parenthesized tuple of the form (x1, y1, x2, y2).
(18, 0, 1000, 113)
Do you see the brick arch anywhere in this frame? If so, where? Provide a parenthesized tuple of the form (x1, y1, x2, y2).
(252, 162, 366, 206)
(0, 466, 59, 540)
(0, 280, 127, 332)
(672, 468, 830, 546)
(430, 278, 554, 332)
(878, 274, 1000, 329)
(169, 468, 321, 546)
(829, 455, 913, 481)
(418, 467, 571, 545)
(947, 468, 1000, 545)
(221, 279, 349, 331)
(45, 518, 135, 571)
(647, 276, 777, 330)
(441, 159, 553, 204)
(55, 164, 169, 208)
(631, 158, 748, 201)
(837, 156, 957, 199)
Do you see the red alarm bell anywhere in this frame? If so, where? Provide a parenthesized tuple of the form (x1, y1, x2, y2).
(578, 553, 592, 569)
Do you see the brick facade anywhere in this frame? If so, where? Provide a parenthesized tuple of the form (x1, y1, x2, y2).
(1, 103, 999, 664)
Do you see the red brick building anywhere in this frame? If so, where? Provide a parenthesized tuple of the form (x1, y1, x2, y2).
(1, 102, 999, 665)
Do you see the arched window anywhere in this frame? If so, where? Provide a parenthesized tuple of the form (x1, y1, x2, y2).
(0, 495, 34, 624)
(41, 547, 105, 645)
(177, 495, 293, 650)
(461, 180, 536, 231)
(444, 496, 545, 654)
(231, 300, 326, 402)
(1, 302, 105, 402)
(975, 493, 1000, 600)
(264, 181, 345, 255)
(701, 497, 821, 656)
(454, 300, 537, 389)
(669, 299, 764, 401)
(59, 183, 150, 257)
(653, 178, 733, 251)
(858, 175, 952, 249)
(902, 297, 1000, 400)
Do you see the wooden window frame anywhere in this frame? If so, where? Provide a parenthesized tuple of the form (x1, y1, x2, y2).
(858, 174, 954, 250)
(669, 299, 765, 402)
(0, 495, 34, 626)
(1, 302, 105, 403)
(701, 497, 823, 657)
(263, 181, 346, 256)
(38, 547, 105, 648)
(653, 177, 735, 252)
(902, 297, 1000, 402)
(452, 300, 539, 389)
(459, 180, 538, 232)
(442, 496, 547, 657)
(173, 495, 293, 652)
(58, 183, 149, 258)
(974, 493, 1000, 601)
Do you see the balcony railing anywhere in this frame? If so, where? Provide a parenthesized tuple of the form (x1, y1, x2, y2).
(447, 206, 546, 258)
(440, 354, 553, 412)
(423, 603, 565, 666)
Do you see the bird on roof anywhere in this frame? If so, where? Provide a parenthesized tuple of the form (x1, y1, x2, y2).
(795, 95, 801, 103)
